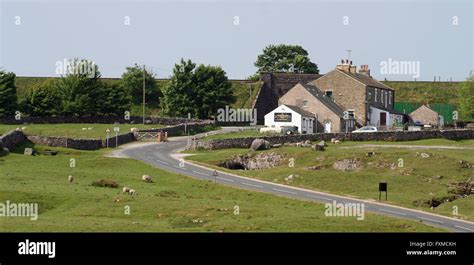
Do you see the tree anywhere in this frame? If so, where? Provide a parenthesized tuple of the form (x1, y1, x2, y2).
(24, 79, 62, 116)
(254, 44, 319, 74)
(459, 77, 474, 121)
(0, 70, 18, 117)
(56, 59, 104, 116)
(162, 59, 234, 119)
(120, 64, 161, 105)
(193, 64, 233, 118)
(96, 83, 132, 116)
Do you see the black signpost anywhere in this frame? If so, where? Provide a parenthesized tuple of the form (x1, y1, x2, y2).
(379, 182, 388, 201)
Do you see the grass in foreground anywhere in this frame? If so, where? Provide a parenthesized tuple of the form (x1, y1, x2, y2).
(0, 143, 443, 232)
(0, 124, 165, 139)
(185, 141, 474, 221)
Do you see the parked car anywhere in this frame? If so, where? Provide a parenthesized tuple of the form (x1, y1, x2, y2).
(259, 127, 282, 134)
(281, 126, 298, 135)
(352, 126, 378, 133)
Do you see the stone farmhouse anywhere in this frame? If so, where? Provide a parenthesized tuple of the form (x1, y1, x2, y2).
(254, 60, 406, 133)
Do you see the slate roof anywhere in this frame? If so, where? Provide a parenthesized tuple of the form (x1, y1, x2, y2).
(298, 82, 345, 118)
(283, 105, 317, 118)
(336, 69, 394, 90)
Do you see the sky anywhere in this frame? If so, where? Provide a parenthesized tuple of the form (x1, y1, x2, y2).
(0, 0, 473, 81)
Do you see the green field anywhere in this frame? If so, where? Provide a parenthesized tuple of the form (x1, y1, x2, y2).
(186, 140, 474, 221)
(0, 124, 165, 139)
(0, 143, 443, 232)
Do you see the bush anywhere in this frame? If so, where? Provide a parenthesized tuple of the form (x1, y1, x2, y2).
(91, 179, 119, 188)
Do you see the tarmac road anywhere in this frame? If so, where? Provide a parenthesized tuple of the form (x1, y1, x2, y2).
(115, 131, 474, 232)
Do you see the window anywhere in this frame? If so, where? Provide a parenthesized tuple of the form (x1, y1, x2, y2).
(325, 90, 333, 99)
(348, 109, 355, 119)
(381, 90, 384, 104)
(302, 100, 308, 108)
(374, 89, 378, 102)
(389, 91, 392, 105)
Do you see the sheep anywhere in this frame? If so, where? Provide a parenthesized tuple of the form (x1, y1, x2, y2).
(130, 127, 138, 132)
(122, 186, 130, 194)
(68, 175, 74, 183)
(82, 128, 87, 130)
(142, 175, 152, 183)
(129, 189, 137, 196)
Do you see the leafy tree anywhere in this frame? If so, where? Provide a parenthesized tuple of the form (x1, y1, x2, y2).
(162, 59, 197, 117)
(120, 64, 161, 105)
(193, 64, 233, 118)
(56, 59, 104, 116)
(96, 83, 132, 116)
(254, 44, 319, 74)
(459, 77, 474, 121)
(162, 59, 234, 119)
(24, 79, 62, 116)
(0, 70, 18, 117)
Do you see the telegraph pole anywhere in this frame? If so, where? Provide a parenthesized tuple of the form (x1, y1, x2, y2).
(142, 65, 146, 125)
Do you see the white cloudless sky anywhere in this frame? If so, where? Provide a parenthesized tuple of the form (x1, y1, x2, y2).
(1, 0, 472, 81)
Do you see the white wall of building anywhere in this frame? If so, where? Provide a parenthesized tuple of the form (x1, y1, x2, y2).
(264, 105, 314, 133)
(369, 107, 392, 127)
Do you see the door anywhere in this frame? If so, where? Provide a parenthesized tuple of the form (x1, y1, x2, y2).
(324, 122, 332, 133)
(380, 113, 387, 126)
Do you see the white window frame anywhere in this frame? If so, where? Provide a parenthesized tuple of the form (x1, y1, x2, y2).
(374, 89, 378, 102)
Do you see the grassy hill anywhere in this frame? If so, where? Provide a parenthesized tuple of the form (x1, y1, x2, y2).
(382, 81, 462, 106)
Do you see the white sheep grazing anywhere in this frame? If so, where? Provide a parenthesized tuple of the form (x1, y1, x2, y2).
(129, 189, 137, 196)
(122, 187, 130, 194)
(82, 128, 87, 130)
(142, 175, 152, 183)
(68, 175, 74, 183)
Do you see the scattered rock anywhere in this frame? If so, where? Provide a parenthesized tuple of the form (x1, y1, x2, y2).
(431, 175, 443, 180)
(366, 151, 377, 157)
(304, 140, 311, 145)
(271, 143, 282, 148)
(312, 143, 325, 151)
(306, 165, 324, 170)
(2, 147, 9, 153)
(334, 140, 341, 144)
(459, 160, 473, 169)
(219, 152, 285, 170)
(333, 158, 362, 171)
(23, 148, 35, 156)
(43, 150, 58, 156)
(68, 175, 74, 183)
(250, 139, 271, 151)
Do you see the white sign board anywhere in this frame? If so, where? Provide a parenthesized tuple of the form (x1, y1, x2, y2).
(114, 127, 120, 132)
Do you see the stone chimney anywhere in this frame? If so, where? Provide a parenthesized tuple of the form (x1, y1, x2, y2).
(336, 59, 357, 74)
(358, 64, 371, 77)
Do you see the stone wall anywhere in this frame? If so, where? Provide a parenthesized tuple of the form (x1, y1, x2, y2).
(0, 130, 27, 151)
(0, 116, 203, 125)
(102, 132, 135, 148)
(136, 122, 214, 141)
(26, 135, 103, 150)
(195, 129, 474, 150)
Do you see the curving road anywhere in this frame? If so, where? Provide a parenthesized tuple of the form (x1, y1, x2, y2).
(113, 130, 474, 232)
